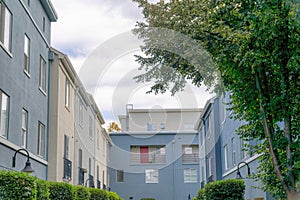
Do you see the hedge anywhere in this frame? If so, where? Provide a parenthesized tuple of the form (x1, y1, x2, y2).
(193, 179, 245, 200)
(89, 188, 108, 200)
(0, 170, 123, 200)
(140, 198, 156, 200)
(0, 170, 36, 200)
(36, 179, 50, 200)
(75, 185, 90, 200)
(48, 181, 75, 200)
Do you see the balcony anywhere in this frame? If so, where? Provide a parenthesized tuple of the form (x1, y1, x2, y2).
(78, 167, 86, 185)
(88, 174, 95, 188)
(97, 180, 101, 189)
(130, 153, 166, 165)
(63, 158, 72, 181)
(182, 153, 200, 164)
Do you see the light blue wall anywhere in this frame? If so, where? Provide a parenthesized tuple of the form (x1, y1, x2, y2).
(0, 0, 54, 179)
(109, 132, 200, 200)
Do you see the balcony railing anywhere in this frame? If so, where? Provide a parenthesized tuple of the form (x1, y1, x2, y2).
(78, 167, 86, 185)
(63, 158, 72, 180)
(207, 175, 214, 183)
(97, 180, 101, 189)
(130, 153, 166, 164)
(182, 153, 200, 164)
(88, 174, 95, 188)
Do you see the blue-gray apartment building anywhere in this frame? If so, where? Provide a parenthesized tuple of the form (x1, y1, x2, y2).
(196, 94, 275, 200)
(109, 107, 202, 200)
(0, 0, 57, 179)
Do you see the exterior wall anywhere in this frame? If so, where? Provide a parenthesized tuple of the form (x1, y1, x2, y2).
(109, 132, 200, 200)
(120, 108, 202, 132)
(0, 0, 56, 179)
(48, 49, 76, 184)
(219, 93, 274, 200)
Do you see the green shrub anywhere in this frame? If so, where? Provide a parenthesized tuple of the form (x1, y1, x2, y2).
(0, 170, 37, 200)
(140, 198, 155, 200)
(193, 188, 205, 200)
(36, 179, 50, 200)
(89, 188, 107, 200)
(48, 181, 75, 200)
(74, 185, 90, 200)
(204, 179, 245, 200)
(107, 191, 122, 200)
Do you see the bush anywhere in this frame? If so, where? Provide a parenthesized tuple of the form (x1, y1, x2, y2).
(0, 170, 37, 200)
(107, 191, 122, 200)
(204, 179, 245, 200)
(192, 188, 205, 200)
(48, 181, 75, 200)
(89, 188, 108, 200)
(74, 185, 90, 200)
(140, 198, 155, 200)
(36, 179, 50, 200)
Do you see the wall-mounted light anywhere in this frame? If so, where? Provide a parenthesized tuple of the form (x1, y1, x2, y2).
(12, 148, 35, 173)
(236, 161, 250, 179)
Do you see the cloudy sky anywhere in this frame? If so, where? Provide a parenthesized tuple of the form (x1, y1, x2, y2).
(50, 0, 214, 126)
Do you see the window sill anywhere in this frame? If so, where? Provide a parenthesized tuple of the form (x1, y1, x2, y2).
(0, 43, 13, 58)
(24, 70, 31, 78)
(39, 87, 47, 96)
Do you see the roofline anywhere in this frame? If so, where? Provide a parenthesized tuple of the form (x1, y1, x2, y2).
(127, 108, 203, 113)
(109, 130, 199, 136)
(40, 0, 58, 22)
(194, 96, 217, 130)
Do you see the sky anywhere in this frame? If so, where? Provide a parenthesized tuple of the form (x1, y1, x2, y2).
(50, 0, 214, 127)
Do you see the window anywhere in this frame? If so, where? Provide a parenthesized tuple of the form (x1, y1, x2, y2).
(37, 122, 45, 157)
(21, 109, 28, 147)
(0, 3, 12, 52)
(88, 158, 92, 174)
(224, 145, 228, 170)
(0, 90, 9, 138)
(145, 169, 158, 183)
(42, 17, 45, 32)
(24, 35, 30, 74)
(232, 138, 236, 166)
(130, 146, 166, 164)
(147, 122, 153, 131)
(78, 148, 82, 167)
(39, 56, 46, 92)
(182, 145, 199, 163)
(79, 101, 83, 126)
(240, 137, 247, 160)
(97, 129, 100, 150)
(116, 170, 124, 183)
(89, 116, 93, 138)
(184, 169, 198, 183)
(160, 122, 165, 130)
(208, 157, 212, 176)
(65, 79, 70, 108)
(27, 0, 30, 6)
(64, 135, 69, 159)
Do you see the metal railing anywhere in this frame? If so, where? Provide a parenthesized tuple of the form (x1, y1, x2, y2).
(63, 158, 72, 180)
(78, 167, 85, 185)
(130, 153, 166, 164)
(182, 153, 200, 163)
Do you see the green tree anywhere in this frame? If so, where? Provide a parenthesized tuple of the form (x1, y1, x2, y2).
(132, 0, 300, 199)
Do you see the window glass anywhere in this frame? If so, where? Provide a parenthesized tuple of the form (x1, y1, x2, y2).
(24, 35, 30, 73)
(21, 109, 28, 147)
(38, 122, 45, 157)
(0, 91, 9, 138)
(0, 4, 12, 51)
(184, 169, 198, 183)
(116, 170, 124, 183)
(39, 56, 46, 92)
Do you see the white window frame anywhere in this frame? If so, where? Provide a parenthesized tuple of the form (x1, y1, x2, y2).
(184, 168, 198, 183)
(24, 34, 30, 74)
(145, 169, 159, 183)
(37, 122, 45, 157)
(0, 3, 12, 52)
(0, 90, 9, 138)
(224, 145, 228, 170)
(116, 170, 124, 183)
(89, 116, 93, 139)
(39, 56, 46, 93)
(21, 109, 28, 148)
(65, 78, 70, 109)
(232, 138, 236, 166)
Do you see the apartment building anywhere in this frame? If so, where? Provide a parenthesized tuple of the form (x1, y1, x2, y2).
(197, 94, 274, 200)
(109, 106, 202, 200)
(74, 84, 111, 188)
(48, 48, 77, 184)
(0, 0, 57, 179)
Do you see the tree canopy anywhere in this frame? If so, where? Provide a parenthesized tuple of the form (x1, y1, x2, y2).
(133, 0, 300, 198)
